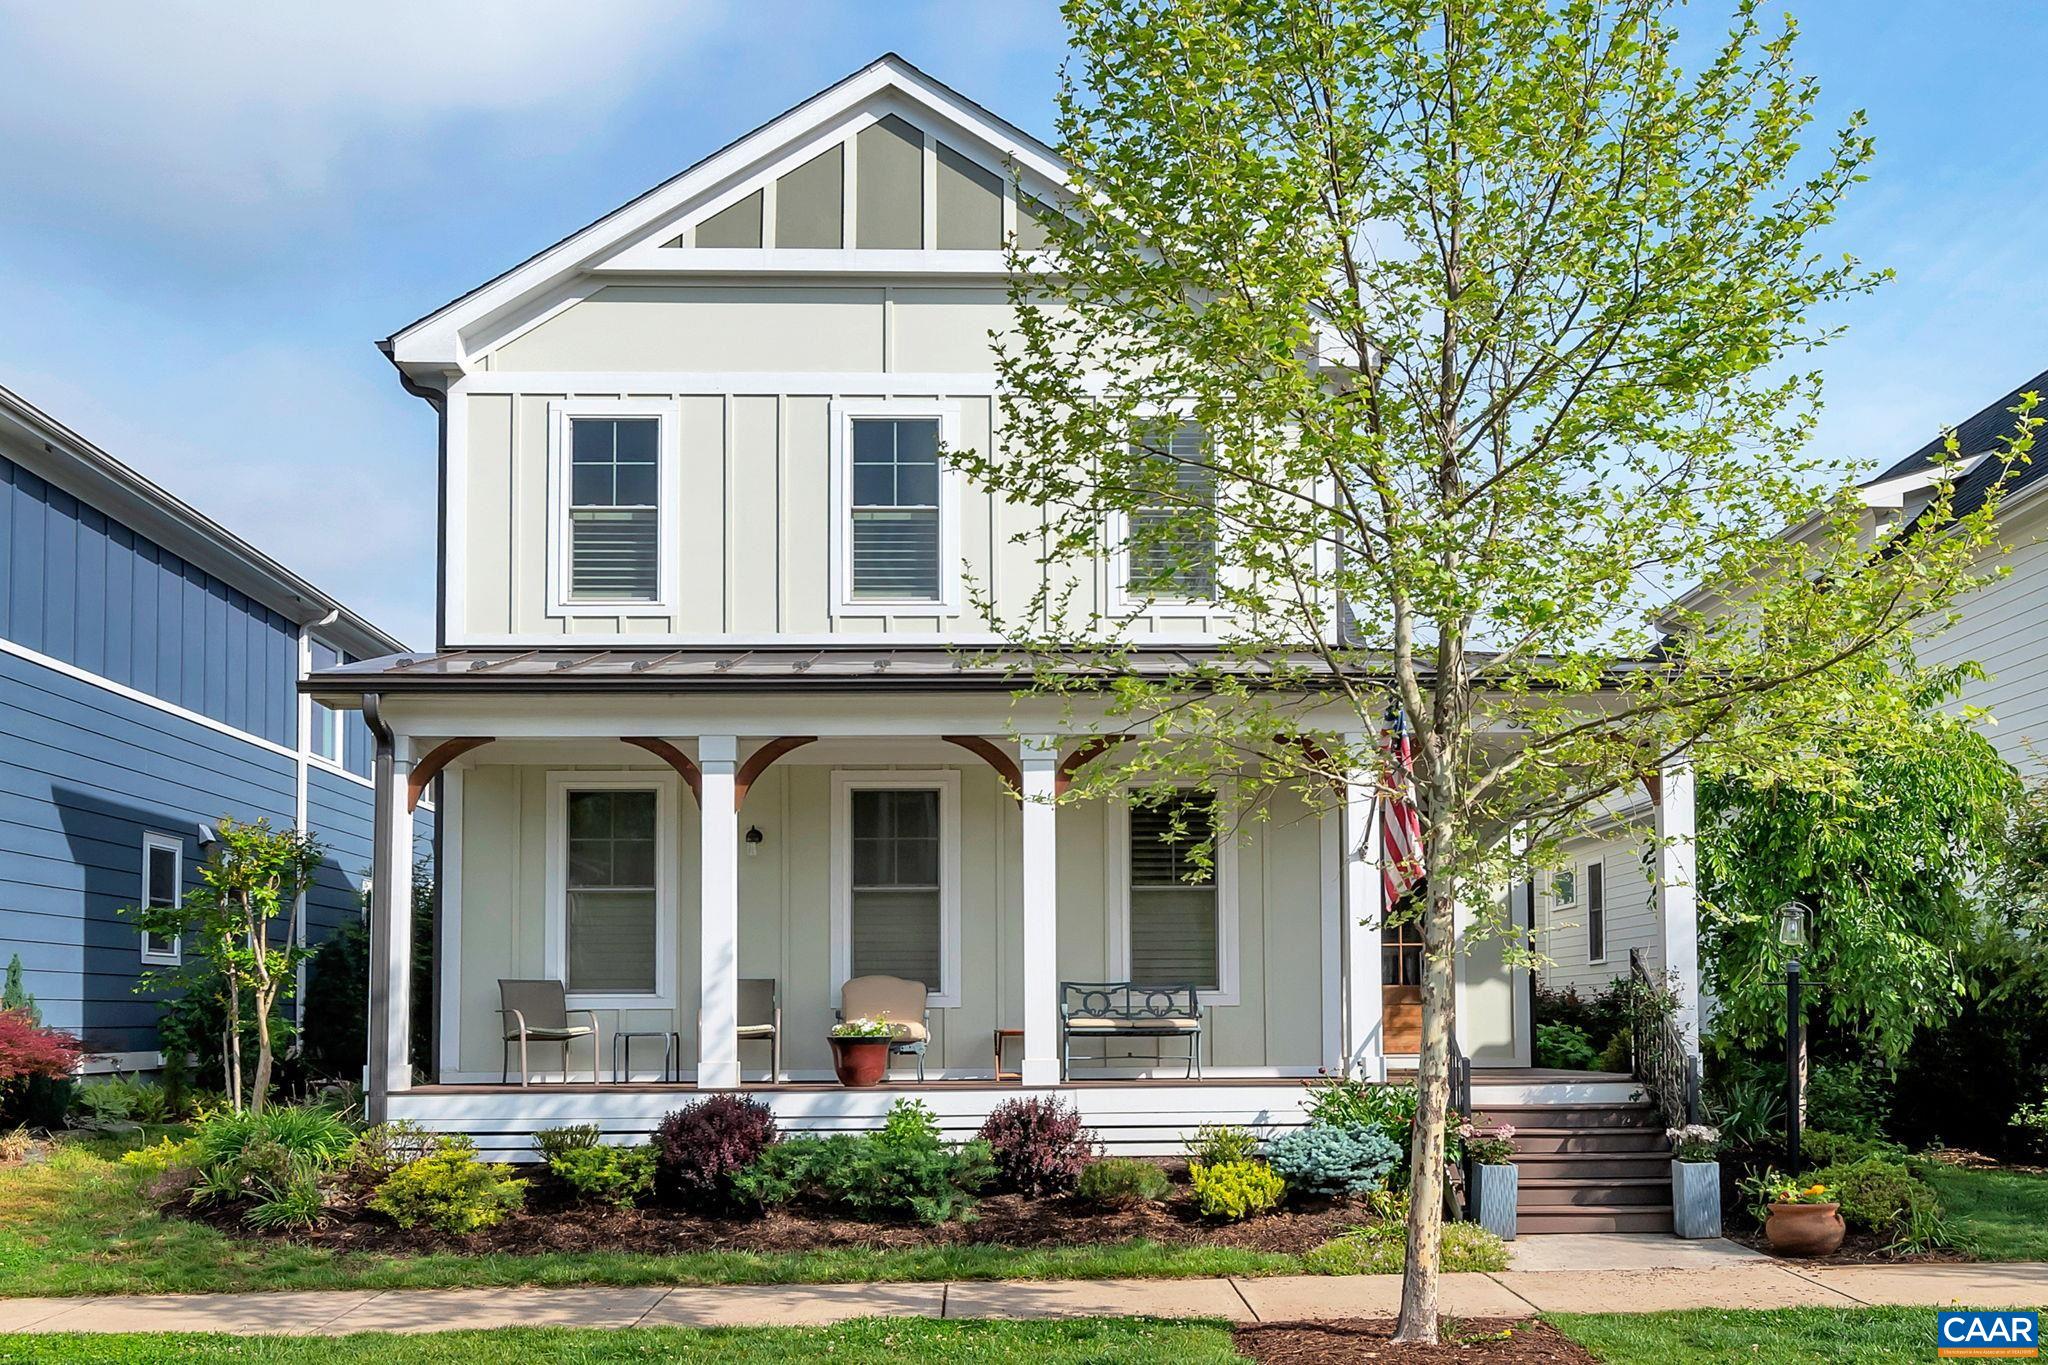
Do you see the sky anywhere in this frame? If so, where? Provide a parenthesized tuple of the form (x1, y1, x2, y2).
(1, 2, 2043, 651)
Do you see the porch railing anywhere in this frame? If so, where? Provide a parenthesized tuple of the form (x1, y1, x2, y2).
(1627, 947, 1700, 1130)
(1448, 1028, 1472, 1217)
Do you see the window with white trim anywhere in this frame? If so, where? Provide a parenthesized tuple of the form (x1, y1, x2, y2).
(1125, 420, 1217, 601)
(307, 637, 343, 764)
(849, 417, 943, 601)
(1126, 791, 1220, 989)
(567, 416, 661, 602)
(1584, 860, 1607, 964)
(831, 771, 960, 1007)
(562, 788, 659, 995)
(140, 833, 182, 965)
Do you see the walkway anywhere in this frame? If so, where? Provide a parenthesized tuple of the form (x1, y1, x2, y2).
(0, 1261, 2043, 1336)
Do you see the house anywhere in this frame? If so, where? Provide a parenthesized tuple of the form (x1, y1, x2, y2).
(0, 385, 432, 1070)
(313, 55, 1702, 1213)
(1536, 368, 2048, 999)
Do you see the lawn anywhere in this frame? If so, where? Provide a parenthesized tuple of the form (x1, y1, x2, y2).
(1552, 1305, 1994, 1363)
(1917, 1161, 2048, 1261)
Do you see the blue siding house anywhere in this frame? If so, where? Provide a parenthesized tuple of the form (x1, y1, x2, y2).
(0, 385, 431, 1067)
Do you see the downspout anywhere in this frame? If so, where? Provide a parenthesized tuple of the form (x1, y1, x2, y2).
(363, 693, 396, 1123)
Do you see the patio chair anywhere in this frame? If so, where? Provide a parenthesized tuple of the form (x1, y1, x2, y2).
(738, 977, 782, 1083)
(838, 974, 930, 1081)
(498, 978, 601, 1086)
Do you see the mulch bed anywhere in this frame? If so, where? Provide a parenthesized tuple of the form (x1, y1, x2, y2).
(1236, 1319, 1593, 1364)
(1725, 1223, 1970, 1267)
(187, 1173, 1375, 1257)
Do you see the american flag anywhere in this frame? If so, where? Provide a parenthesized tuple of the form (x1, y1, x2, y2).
(1379, 700, 1425, 905)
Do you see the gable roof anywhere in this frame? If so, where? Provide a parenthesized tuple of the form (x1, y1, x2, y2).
(380, 53, 1067, 380)
(1866, 365, 2048, 530)
(0, 384, 412, 658)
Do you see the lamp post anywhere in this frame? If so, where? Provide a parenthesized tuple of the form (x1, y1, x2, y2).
(1778, 899, 1812, 1172)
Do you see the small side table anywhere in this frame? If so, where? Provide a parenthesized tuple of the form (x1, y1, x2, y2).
(992, 1027, 1024, 1081)
(613, 1030, 680, 1084)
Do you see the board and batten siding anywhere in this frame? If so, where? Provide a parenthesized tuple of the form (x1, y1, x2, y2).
(448, 760, 1331, 1081)
(456, 284, 1226, 643)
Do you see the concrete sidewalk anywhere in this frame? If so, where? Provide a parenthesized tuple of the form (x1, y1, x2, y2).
(0, 1262, 2043, 1336)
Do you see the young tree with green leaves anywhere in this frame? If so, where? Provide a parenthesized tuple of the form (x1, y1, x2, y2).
(128, 819, 322, 1113)
(949, 0, 2030, 1339)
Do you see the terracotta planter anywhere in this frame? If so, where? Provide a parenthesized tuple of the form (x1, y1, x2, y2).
(829, 1036, 890, 1087)
(1765, 1201, 1844, 1257)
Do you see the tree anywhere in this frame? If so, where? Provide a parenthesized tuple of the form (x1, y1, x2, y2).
(129, 818, 321, 1113)
(948, 0, 2029, 1340)
(1, 954, 38, 1025)
(1698, 664, 2018, 1061)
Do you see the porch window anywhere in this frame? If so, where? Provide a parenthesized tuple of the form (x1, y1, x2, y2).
(1584, 860, 1606, 964)
(1125, 420, 1217, 601)
(564, 789, 658, 994)
(139, 832, 182, 965)
(849, 417, 943, 601)
(849, 788, 942, 985)
(567, 417, 661, 602)
(1127, 792, 1219, 990)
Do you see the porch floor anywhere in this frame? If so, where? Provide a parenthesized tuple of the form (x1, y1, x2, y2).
(405, 1068, 1619, 1095)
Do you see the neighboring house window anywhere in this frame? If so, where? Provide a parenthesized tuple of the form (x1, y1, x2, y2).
(140, 833, 182, 965)
(544, 772, 676, 1008)
(831, 400, 961, 613)
(307, 638, 343, 764)
(832, 771, 960, 1007)
(568, 417, 661, 601)
(1127, 791, 1220, 989)
(1584, 860, 1607, 964)
(1125, 420, 1217, 601)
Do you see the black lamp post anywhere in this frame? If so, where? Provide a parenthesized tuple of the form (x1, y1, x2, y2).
(1778, 899, 1812, 1172)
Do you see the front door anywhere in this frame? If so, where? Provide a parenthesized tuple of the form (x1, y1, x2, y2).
(1382, 907, 1425, 1053)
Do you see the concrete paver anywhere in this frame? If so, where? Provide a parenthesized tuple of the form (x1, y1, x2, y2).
(318, 1287, 667, 1335)
(1490, 1264, 1863, 1314)
(1788, 1264, 2048, 1309)
(1507, 1234, 1768, 1272)
(0, 1300, 79, 1332)
(645, 1283, 944, 1327)
(29, 1290, 383, 1335)
(942, 1276, 1251, 1321)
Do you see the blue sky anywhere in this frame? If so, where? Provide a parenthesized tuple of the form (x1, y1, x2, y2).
(1, 2, 2042, 650)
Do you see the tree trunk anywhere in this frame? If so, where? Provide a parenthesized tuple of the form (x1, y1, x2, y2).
(1393, 856, 1459, 1343)
(226, 972, 244, 1114)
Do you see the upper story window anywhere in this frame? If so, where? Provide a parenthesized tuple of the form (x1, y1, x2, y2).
(140, 833, 182, 965)
(1121, 420, 1219, 605)
(831, 400, 961, 614)
(547, 400, 678, 618)
(307, 637, 343, 764)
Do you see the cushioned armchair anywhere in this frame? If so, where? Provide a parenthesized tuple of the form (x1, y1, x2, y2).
(838, 974, 930, 1081)
(498, 978, 601, 1086)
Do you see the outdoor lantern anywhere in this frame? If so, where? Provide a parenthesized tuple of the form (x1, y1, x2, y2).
(1777, 898, 1811, 948)
(745, 826, 765, 857)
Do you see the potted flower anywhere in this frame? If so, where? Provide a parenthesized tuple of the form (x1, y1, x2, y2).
(826, 1017, 894, 1087)
(1751, 1172, 1843, 1257)
(1667, 1123, 1722, 1239)
(1461, 1120, 1518, 1241)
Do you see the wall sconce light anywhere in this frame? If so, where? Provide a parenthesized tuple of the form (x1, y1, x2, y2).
(745, 826, 765, 857)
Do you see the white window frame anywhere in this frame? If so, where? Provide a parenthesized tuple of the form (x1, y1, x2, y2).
(1107, 408, 1231, 617)
(829, 769, 962, 1009)
(545, 398, 683, 618)
(1583, 857, 1608, 965)
(139, 832, 183, 966)
(828, 398, 963, 615)
(543, 770, 679, 1010)
(1107, 779, 1240, 1006)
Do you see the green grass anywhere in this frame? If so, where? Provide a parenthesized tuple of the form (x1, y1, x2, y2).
(1552, 1305, 2009, 1363)
(1918, 1161, 2048, 1261)
(0, 1320, 1244, 1364)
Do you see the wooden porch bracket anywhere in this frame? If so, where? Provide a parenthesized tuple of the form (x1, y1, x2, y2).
(1641, 771, 1663, 806)
(407, 737, 494, 812)
(941, 735, 1022, 795)
(1056, 735, 1129, 796)
(735, 736, 816, 809)
(1289, 736, 1348, 802)
(622, 737, 702, 803)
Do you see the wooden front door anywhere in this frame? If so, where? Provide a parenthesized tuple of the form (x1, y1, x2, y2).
(1382, 908, 1425, 1054)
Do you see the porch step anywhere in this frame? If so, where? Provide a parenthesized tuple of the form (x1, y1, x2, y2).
(1511, 1126, 1668, 1154)
(1470, 1101, 1658, 1130)
(1518, 1203, 1675, 1234)
(1512, 1150, 1673, 1179)
(1517, 1176, 1673, 1208)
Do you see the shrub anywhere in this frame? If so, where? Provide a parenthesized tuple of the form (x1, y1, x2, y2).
(1075, 1157, 1171, 1207)
(121, 1134, 200, 1177)
(978, 1096, 1092, 1197)
(1800, 1129, 1905, 1169)
(551, 1144, 655, 1208)
(732, 1101, 992, 1224)
(1301, 1220, 1510, 1274)
(533, 1123, 602, 1164)
(653, 1095, 778, 1211)
(1705, 1049, 1786, 1149)
(1184, 1123, 1261, 1167)
(1594, 1032, 1633, 1075)
(70, 1076, 170, 1130)
(186, 1103, 357, 1229)
(368, 1137, 525, 1233)
(1266, 1124, 1401, 1196)
(1189, 1159, 1285, 1220)
(2011, 1094, 2048, 1161)
(1303, 1075, 1415, 1137)
(1803, 1156, 1945, 1244)
(1534, 981, 1631, 1050)
(1807, 1058, 1893, 1139)
(0, 1010, 82, 1127)
(343, 1121, 436, 1195)
(1534, 1022, 1598, 1072)
(0, 1127, 31, 1164)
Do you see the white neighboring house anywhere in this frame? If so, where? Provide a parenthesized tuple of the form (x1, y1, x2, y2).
(1538, 368, 2048, 1000)
(308, 54, 1702, 1162)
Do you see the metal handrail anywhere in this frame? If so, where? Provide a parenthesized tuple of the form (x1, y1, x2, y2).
(1448, 1029, 1473, 1217)
(1628, 948, 1701, 1129)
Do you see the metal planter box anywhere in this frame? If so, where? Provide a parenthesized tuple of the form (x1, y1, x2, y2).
(1472, 1162, 1518, 1241)
(1672, 1160, 1722, 1239)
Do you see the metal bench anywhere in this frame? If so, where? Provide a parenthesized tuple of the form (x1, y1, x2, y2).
(1059, 981, 1203, 1080)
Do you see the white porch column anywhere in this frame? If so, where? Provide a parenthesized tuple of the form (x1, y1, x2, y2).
(1656, 754, 1701, 1060)
(696, 736, 742, 1089)
(1341, 752, 1386, 1080)
(366, 740, 415, 1123)
(1018, 736, 1060, 1087)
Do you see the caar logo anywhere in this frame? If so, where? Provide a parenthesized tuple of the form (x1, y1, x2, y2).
(1939, 1311, 2040, 1358)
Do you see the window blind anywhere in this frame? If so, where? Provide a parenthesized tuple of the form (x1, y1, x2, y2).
(565, 789, 658, 994)
(849, 788, 942, 988)
(568, 417, 660, 602)
(1128, 793, 1219, 989)
(849, 418, 942, 600)
(1128, 422, 1217, 599)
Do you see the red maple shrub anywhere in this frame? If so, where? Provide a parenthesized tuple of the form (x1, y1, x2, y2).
(0, 1008, 81, 1083)
(978, 1095, 1093, 1196)
(653, 1094, 778, 1210)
